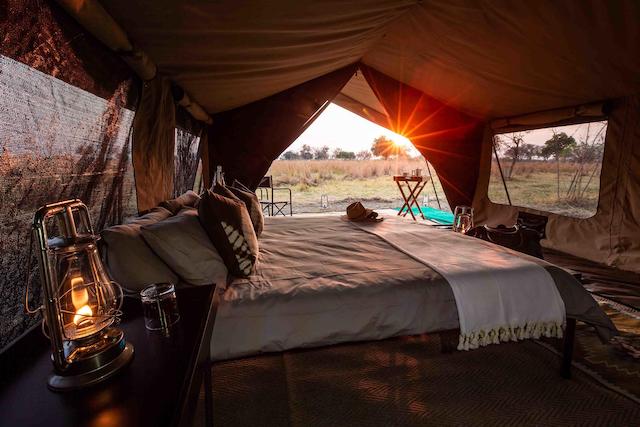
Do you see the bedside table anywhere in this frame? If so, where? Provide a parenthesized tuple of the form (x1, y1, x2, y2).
(0, 284, 219, 427)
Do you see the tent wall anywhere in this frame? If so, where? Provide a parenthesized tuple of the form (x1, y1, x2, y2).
(206, 64, 357, 189)
(360, 65, 485, 208)
(0, 0, 139, 352)
(473, 95, 640, 273)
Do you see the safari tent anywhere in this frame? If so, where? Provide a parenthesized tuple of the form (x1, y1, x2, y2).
(1, 1, 640, 426)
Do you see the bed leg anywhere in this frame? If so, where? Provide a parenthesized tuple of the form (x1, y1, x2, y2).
(561, 318, 576, 379)
(439, 329, 459, 353)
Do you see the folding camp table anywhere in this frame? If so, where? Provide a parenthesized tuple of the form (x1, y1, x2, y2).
(394, 175, 430, 220)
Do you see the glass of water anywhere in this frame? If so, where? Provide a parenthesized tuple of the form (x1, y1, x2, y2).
(140, 283, 180, 331)
(453, 206, 474, 234)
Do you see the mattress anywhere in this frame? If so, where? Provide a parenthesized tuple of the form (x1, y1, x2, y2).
(210, 215, 615, 360)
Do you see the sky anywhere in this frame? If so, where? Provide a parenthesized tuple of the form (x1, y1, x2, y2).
(287, 103, 417, 156)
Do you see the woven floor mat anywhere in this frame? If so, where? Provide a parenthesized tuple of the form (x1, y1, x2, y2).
(208, 333, 640, 426)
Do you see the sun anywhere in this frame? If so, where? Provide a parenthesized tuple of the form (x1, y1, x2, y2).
(390, 134, 412, 148)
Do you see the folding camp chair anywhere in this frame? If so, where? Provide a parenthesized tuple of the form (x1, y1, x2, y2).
(257, 176, 292, 216)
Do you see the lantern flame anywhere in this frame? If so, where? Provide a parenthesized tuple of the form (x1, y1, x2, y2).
(70, 276, 93, 326)
(74, 305, 93, 325)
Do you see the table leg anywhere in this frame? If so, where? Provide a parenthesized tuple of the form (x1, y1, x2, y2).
(407, 181, 427, 220)
(204, 360, 213, 426)
(396, 181, 415, 220)
(404, 182, 420, 219)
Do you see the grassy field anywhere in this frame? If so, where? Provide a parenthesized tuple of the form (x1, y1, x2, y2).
(488, 160, 601, 218)
(267, 159, 602, 218)
(268, 159, 448, 214)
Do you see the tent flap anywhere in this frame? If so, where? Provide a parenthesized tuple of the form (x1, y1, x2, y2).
(132, 76, 176, 212)
(208, 64, 358, 189)
(361, 65, 485, 208)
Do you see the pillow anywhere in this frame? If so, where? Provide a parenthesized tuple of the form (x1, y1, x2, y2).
(141, 208, 228, 286)
(230, 180, 264, 237)
(159, 190, 201, 214)
(124, 205, 174, 225)
(198, 189, 259, 277)
(211, 183, 239, 201)
(101, 207, 178, 292)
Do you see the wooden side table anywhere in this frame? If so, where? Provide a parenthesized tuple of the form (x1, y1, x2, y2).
(0, 284, 220, 427)
(394, 175, 431, 220)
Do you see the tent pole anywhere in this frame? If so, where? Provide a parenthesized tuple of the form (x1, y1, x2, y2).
(493, 140, 512, 206)
(425, 162, 442, 209)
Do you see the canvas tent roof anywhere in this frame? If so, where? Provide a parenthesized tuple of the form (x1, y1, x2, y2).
(84, 0, 640, 119)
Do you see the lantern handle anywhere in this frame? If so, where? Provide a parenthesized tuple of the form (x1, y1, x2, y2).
(24, 230, 44, 315)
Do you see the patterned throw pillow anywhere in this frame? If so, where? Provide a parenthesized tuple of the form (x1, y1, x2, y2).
(212, 183, 239, 201)
(198, 189, 259, 277)
(230, 180, 264, 237)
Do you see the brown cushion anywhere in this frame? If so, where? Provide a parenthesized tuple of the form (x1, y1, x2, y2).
(141, 208, 228, 286)
(230, 180, 264, 237)
(198, 189, 258, 277)
(101, 207, 178, 292)
(159, 190, 201, 214)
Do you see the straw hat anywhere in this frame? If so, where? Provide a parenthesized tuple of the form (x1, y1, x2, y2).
(346, 202, 380, 221)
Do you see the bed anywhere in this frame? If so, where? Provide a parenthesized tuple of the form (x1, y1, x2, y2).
(210, 214, 616, 362)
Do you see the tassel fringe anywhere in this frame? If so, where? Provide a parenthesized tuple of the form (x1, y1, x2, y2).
(457, 321, 564, 351)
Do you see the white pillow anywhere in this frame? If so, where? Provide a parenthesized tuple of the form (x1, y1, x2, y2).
(101, 207, 178, 292)
(141, 208, 228, 286)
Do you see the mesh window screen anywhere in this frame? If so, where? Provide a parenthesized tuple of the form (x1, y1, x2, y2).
(174, 128, 201, 196)
(1, 0, 139, 352)
(0, 55, 137, 352)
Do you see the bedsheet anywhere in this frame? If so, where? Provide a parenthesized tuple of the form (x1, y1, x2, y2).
(210, 215, 616, 360)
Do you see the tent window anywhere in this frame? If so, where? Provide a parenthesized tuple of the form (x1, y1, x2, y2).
(174, 128, 201, 196)
(488, 120, 607, 218)
(0, 54, 138, 352)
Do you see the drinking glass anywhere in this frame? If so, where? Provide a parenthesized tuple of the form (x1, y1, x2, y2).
(453, 206, 474, 234)
(140, 283, 180, 331)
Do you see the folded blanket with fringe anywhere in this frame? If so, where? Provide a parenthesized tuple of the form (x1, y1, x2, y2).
(351, 218, 566, 350)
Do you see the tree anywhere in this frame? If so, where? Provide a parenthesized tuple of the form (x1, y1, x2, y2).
(371, 135, 395, 159)
(299, 144, 313, 160)
(540, 132, 576, 161)
(313, 145, 330, 160)
(520, 143, 538, 160)
(496, 132, 528, 180)
(281, 150, 300, 160)
(356, 150, 372, 160)
(395, 145, 409, 159)
(334, 150, 356, 160)
(565, 122, 606, 202)
(542, 131, 576, 199)
(571, 141, 603, 164)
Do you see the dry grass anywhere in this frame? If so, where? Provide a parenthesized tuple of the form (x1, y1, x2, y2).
(267, 159, 602, 218)
(267, 159, 446, 213)
(270, 159, 426, 189)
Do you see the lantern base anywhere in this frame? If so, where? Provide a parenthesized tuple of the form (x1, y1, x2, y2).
(48, 329, 134, 391)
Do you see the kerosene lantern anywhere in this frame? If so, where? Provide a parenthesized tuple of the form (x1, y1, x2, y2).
(26, 200, 134, 391)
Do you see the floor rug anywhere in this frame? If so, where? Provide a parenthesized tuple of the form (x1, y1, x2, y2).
(539, 295, 640, 404)
(208, 333, 640, 426)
